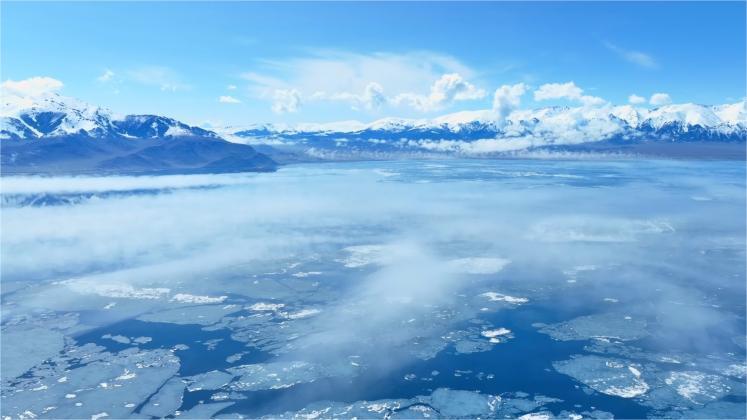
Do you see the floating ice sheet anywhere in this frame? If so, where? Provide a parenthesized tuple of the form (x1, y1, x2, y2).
(536, 313, 648, 342)
(553, 355, 650, 398)
(138, 304, 242, 326)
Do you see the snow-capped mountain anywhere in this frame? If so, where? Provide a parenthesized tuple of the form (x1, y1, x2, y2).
(0, 93, 276, 174)
(1, 93, 220, 140)
(224, 102, 746, 156)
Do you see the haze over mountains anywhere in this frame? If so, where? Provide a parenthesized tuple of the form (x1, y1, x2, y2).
(1, 91, 745, 174)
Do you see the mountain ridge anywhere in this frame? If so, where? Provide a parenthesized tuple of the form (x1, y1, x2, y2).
(0, 93, 276, 174)
(2, 93, 745, 168)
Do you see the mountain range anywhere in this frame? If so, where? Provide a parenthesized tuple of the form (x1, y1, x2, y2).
(216, 102, 746, 160)
(2, 93, 745, 175)
(1, 94, 276, 175)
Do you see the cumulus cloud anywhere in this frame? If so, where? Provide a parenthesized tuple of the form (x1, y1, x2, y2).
(219, 95, 241, 104)
(604, 42, 658, 69)
(628, 94, 646, 104)
(649, 92, 672, 106)
(310, 82, 388, 111)
(492, 83, 527, 120)
(534, 82, 583, 101)
(534, 81, 606, 107)
(272, 88, 302, 113)
(1, 76, 64, 97)
(242, 51, 478, 113)
(394, 73, 486, 112)
(361, 82, 387, 110)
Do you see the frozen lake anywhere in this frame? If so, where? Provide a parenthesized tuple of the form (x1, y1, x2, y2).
(1, 158, 745, 419)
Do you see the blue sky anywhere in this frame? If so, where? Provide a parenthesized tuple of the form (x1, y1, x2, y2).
(2, 1, 745, 125)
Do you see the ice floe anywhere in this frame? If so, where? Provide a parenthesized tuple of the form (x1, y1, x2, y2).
(226, 361, 349, 391)
(536, 313, 648, 342)
(138, 304, 242, 326)
(554, 355, 650, 398)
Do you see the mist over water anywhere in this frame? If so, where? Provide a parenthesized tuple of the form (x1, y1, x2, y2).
(1, 159, 745, 419)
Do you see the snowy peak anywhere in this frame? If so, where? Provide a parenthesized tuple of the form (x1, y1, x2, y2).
(643, 103, 722, 129)
(0, 93, 219, 140)
(113, 115, 219, 139)
(1, 93, 116, 138)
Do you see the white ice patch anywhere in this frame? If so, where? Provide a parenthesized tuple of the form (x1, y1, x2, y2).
(603, 298, 619, 303)
(603, 381, 649, 398)
(722, 364, 747, 379)
(519, 414, 551, 420)
(247, 302, 285, 311)
(281, 309, 321, 320)
(115, 370, 137, 381)
(481, 328, 512, 343)
(291, 271, 322, 278)
(339, 245, 388, 268)
(481, 292, 528, 304)
(170, 293, 227, 304)
(664, 371, 733, 403)
(60, 279, 170, 300)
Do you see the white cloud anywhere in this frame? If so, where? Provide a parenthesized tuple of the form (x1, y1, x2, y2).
(579, 95, 607, 107)
(628, 94, 646, 104)
(96, 69, 115, 83)
(126, 66, 189, 92)
(1, 76, 63, 97)
(361, 82, 387, 110)
(272, 89, 302, 113)
(534, 81, 606, 107)
(394, 73, 486, 112)
(604, 42, 658, 69)
(242, 51, 479, 113)
(534, 82, 583, 101)
(492, 83, 527, 120)
(649, 93, 672, 106)
(219, 95, 241, 104)
(310, 82, 388, 111)
(227, 84, 237, 90)
(0, 77, 65, 116)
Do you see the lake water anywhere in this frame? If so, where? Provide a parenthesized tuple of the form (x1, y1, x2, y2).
(1, 159, 745, 419)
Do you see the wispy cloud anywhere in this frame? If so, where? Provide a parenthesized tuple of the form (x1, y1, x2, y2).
(96, 69, 116, 83)
(604, 42, 658, 69)
(126, 66, 190, 92)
